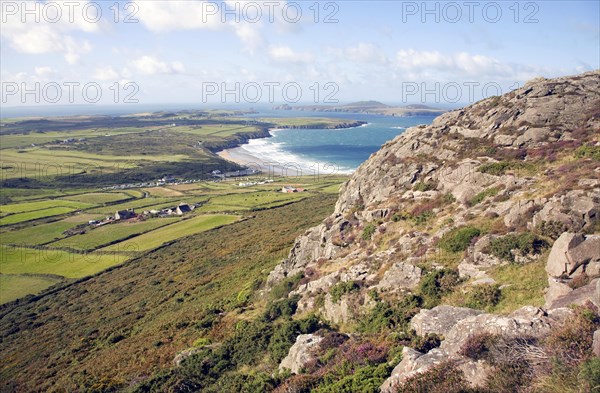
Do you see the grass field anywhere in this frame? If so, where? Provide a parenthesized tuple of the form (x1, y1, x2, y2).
(0, 220, 75, 245)
(102, 214, 240, 252)
(0, 199, 92, 214)
(60, 192, 132, 204)
(0, 245, 129, 278)
(49, 217, 180, 250)
(0, 207, 78, 226)
(0, 274, 63, 304)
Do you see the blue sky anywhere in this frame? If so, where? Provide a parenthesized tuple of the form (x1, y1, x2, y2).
(1, 0, 598, 108)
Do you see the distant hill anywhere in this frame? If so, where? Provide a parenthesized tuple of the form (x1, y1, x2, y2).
(273, 101, 445, 117)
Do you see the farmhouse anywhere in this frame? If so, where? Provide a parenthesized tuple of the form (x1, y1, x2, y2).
(175, 204, 193, 215)
(115, 209, 136, 220)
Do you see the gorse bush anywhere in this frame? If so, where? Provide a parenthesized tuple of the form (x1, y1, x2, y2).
(358, 295, 422, 333)
(330, 281, 359, 303)
(487, 232, 549, 263)
(418, 268, 461, 308)
(438, 226, 481, 253)
(469, 187, 500, 206)
(362, 224, 376, 240)
(463, 284, 502, 311)
(263, 295, 300, 322)
(397, 361, 471, 393)
(575, 145, 600, 161)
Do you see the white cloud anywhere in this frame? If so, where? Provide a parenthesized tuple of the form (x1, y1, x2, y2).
(94, 66, 120, 81)
(394, 49, 517, 79)
(268, 45, 313, 64)
(130, 55, 185, 75)
(0, 0, 98, 64)
(133, 1, 222, 32)
(344, 43, 388, 64)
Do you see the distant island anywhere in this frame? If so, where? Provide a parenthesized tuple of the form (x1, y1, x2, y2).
(273, 100, 446, 117)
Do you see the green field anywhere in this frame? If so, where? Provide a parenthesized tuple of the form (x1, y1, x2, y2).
(0, 274, 63, 304)
(60, 192, 132, 204)
(49, 217, 180, 250)
(102, 214, 240, 252)
(0, 220, 76, 245)
(0, 207, 78, 226)
(0, 199, 92, 214)
(0, 245, 129, 278)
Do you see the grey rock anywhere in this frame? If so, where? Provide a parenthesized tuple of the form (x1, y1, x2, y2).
(410, 305, 484, 337)
(374, 262, 422, 292)
(547, 233, 600, 278)
(547, 278, 600, 309)
(594, 330, 600, 357)
(279, 334, 323, 374)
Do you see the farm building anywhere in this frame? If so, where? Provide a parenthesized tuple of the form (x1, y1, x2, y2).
(115, 209, 136, 220)
(175, 204, 193, 215)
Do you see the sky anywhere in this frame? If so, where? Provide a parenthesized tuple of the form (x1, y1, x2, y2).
(1, 0, 599, 109)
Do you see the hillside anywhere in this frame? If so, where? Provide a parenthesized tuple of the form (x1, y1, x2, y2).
(1, 71, 598, 392)
(266, 70, 600, 391)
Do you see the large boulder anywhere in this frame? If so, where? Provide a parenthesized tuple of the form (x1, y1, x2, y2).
(410, 305, 483, 337)
(546, 279, 600, 309)
(546, 233, 600, 278)
(279, 334, 323, 374)
(374, 262, 422, 292)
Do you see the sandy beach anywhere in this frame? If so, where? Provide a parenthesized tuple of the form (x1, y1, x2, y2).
(218, 146, 315, 177)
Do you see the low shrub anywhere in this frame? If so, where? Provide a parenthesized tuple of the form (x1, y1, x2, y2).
(413, 181, 437, 192)
(362, 224, 376, 240)
(469, 187, 500, 206)
(575, 145, 600, 161)
(487, 233, 549, 263)
(263, 296, 300, 321)
(418, 269, 461, 308)
(397, 361, 471, 393)
(358, 295, 422, 334)
(463, 284, 502, 310)
(438, 226, 481, 253)
(330, 281, 359, 303)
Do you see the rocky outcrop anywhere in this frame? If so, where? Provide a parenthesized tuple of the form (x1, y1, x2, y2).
(278, 334, 323, 374)
(374, 262, 422, 292)
(265, 71, 600, 390)
(410, 306, 483, 337)
(381, 306, 572, 392)
(546, 233, 600, 277)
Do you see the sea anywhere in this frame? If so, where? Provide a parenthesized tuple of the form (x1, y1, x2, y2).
(236, 110, 436, 174)
(1, 104, 438, 175)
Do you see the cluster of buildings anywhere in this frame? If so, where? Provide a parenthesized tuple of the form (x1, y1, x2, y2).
(238, 179, 274, 187)
(211, 168, 260, 179)
(86, 202, 198, 227)
(281, 185, 305, 193)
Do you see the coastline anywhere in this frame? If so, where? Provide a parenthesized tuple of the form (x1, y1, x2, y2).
(215, 122, 371, 176)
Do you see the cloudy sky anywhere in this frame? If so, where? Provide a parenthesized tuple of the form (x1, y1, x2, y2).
(1, 0, 598, 108)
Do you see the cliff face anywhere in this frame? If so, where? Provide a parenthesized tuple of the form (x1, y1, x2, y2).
(268, 71, 600, 389)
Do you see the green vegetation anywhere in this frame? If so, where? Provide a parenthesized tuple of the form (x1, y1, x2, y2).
(330, 281, 359, 303)
(463, 284, 502, 311)
(487, 232, 549, 263)
(0, 199, 92, 214)
(0, 195, 337, 391)
(418, 268, 462, 308)
(0, 220, 76, 245)
(487, 259, 548, 313)
(0, 206, 79, 226)
(438, 226, 481, 253)
(469, 187, 500, 206)
(575, 144, 600, 160)
(102, 214, 240, 252)
(361, 224, 376, 240)
(0, 274, 62, 304)
(0, 245, 129, 278)
(50, 217, 180, 250)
